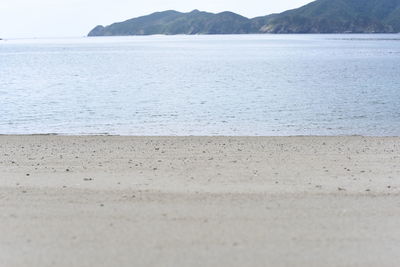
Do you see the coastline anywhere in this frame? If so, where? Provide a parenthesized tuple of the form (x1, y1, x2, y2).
(1, 135, 400, 266)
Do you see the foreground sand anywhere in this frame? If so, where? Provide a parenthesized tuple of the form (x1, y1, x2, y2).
(1, 136, 400, 267)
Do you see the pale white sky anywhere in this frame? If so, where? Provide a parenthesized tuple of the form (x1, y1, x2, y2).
(0, 0, 313, 38)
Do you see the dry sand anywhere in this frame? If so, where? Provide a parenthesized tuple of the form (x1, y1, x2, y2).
(0, 135, 400, 267)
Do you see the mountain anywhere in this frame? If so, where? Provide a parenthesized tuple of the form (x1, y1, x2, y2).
(89, 10, 256, 36)
(88, 0, 400, 36)
(257, 0, 400, 33)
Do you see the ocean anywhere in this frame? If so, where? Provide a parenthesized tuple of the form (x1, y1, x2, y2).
(1, 34, 399, 135)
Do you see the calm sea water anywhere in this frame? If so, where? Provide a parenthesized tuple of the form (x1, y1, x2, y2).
(1, 34, 399, 136)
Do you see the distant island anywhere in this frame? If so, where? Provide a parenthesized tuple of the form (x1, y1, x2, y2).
(88, 0, 400, 36)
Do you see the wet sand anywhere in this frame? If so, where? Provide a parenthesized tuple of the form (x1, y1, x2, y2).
(1, 136, 400, 267)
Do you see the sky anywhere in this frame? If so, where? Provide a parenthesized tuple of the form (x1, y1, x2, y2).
(0, 0, 314, 38)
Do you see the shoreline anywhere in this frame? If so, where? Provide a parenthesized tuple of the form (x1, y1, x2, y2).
(1, 133, 400, 137)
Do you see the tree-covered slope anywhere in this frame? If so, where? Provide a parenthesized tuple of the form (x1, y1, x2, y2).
(88, 10, 256, 36)
(258, 0, 400, 33)
(88, 0, 400, 36)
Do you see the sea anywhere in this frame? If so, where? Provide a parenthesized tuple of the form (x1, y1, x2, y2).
(1, 34, 399, 136)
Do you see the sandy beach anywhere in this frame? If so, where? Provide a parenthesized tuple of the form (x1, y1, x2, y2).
(1, 135, 400, 267)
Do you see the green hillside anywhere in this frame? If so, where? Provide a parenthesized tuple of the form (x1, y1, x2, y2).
(88, 0, 400, 35)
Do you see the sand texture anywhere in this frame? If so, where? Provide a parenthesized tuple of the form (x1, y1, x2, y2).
(1, 136, 400, 267)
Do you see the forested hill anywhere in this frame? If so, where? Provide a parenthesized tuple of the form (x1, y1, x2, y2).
(88, 0, 400, 36)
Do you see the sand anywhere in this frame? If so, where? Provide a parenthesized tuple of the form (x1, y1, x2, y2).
(0, 135, 400, 267)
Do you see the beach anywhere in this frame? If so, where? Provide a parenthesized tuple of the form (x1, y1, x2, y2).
(1, 135, 400, 266)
